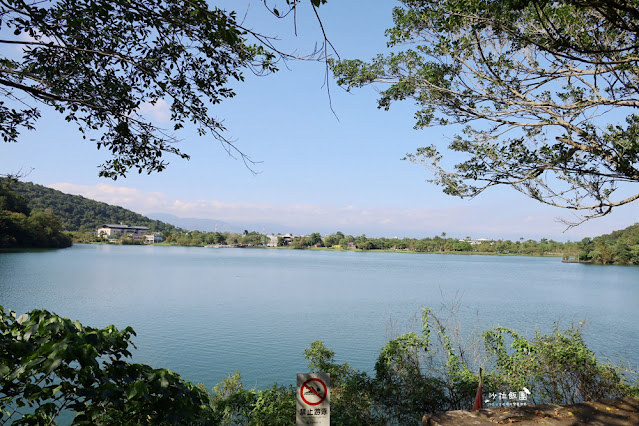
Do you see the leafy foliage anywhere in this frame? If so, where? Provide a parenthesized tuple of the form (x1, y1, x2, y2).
(286, 232, 323, 248)
(574, 223, 639, 264)
(0, 178, 71, 248)
(0, 0, 278, 178)
(483, 325, 635, 404)
(302, 309, 637, 423)
(332, 0, 639, 225)
(208, 372, 295, 425)
(0, 307, 214, 425)
(0, 307, 298, 425)
(321, 231, 570, 256)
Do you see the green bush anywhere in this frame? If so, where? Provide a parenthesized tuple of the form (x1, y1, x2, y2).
(0, 307, 213, 425)
(483, 325, 637, 404)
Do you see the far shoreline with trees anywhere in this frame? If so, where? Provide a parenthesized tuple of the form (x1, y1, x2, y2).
(73, 225, 639, 266)
(3, 176, 638, 265)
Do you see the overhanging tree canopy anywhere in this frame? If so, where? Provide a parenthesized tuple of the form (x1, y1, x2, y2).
(332, 0, 639, 225)
(0, 0, 325, 179)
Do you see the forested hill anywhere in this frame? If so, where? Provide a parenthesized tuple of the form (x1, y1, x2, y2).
(579, 222, 639, 264)
(2, 179, 179, 233)
(594, 223, 639, 244)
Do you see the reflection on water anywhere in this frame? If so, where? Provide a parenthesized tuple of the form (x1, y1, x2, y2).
(1, 244, 637, 389)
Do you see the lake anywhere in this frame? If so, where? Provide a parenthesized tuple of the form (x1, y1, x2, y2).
(0, 244, 637, 390)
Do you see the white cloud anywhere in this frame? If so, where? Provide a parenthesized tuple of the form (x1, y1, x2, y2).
(1, 31, 63, 55)
(19, 31, 58, 45)
(137, 99, 171, 123)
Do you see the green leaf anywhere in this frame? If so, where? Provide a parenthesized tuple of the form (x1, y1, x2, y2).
(23, 324, 38, 341)
(134, 380, 147, 396)
(52, 385, 62, 396)
(43, 358, 62, 374)
(125, 384, 138, 400)
(8, 365, 26, 380)
(126, 381, 148, 400)
(0, 364, 11, 378)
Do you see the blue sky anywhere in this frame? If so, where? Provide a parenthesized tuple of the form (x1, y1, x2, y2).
(1, 1, 637, 241)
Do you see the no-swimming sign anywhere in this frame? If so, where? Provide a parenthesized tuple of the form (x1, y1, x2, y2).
(296, 373, 330, 425)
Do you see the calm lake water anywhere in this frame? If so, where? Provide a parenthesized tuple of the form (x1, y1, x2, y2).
(1, 244, 637, 390)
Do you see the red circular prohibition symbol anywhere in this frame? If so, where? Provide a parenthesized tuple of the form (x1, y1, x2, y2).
(300, 378, 327, 406)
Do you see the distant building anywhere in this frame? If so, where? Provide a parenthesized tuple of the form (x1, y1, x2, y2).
(145, 234, 164, 244)
(266, 235, 279, 247)
(97, 224, 150, 238)
(279, 234, 294, 245)
(471, 238, 492, 245)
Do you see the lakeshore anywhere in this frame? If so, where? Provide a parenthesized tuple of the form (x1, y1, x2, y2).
(69, 223, 639, 265)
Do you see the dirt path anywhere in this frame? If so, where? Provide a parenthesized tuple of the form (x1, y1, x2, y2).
(423, 397, 639, 425)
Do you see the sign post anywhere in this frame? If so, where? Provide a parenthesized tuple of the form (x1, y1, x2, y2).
(296, 373, 330, 425)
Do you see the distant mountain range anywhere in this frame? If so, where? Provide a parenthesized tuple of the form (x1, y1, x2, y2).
(147, 213, 300, 235)
(146, 213, 235, 233)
